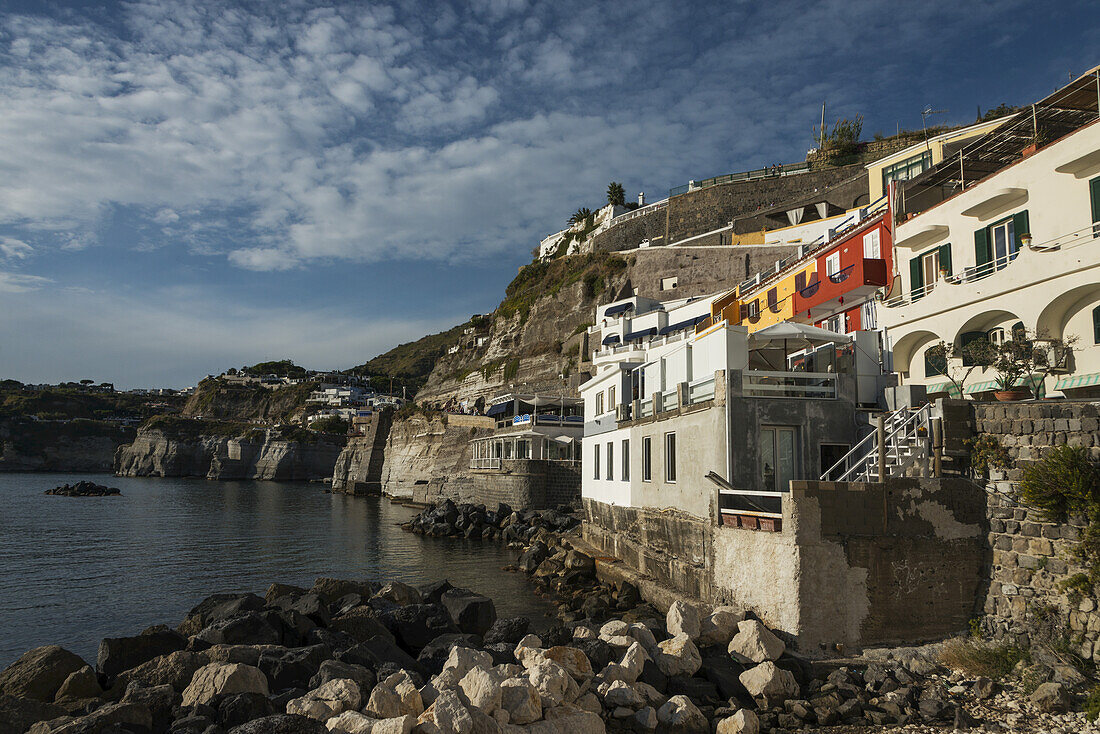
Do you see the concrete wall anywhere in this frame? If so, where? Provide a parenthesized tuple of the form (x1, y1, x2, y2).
(586, 476, 987, 652)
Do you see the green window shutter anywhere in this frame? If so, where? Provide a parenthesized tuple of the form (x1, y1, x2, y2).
(1090, 177, 1100, 224)
(1012, 210, 1030, 247)
(938, 243, 952, 277)
(909, 257, 924, 300)
(974, 228, 991, 266)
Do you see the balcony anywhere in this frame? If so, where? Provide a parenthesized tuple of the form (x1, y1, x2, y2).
(793, 258, 888, 315)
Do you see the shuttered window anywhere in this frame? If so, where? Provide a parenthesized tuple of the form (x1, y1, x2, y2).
(938, 244, 953, 277)
(910, 257, 924, 300)
(1090, 176, 1100, 237)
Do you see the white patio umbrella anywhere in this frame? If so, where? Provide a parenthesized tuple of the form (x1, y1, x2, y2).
(749, 322, 851, 368)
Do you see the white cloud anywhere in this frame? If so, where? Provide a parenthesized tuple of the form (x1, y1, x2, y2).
(0, 237, 32, 259)
(0, 271, 50, 292)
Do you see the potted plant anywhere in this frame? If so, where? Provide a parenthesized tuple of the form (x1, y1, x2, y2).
(992, 333, 1034, 401)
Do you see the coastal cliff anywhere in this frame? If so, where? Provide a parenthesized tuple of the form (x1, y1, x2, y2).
(330, 410, 392, 494)
(379, 412, 490, 502)
(0, 419, 135, 473)
(114, 422, 345, 481)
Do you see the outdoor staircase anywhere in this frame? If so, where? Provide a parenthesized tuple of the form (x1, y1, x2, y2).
(821, 403, 932, 482)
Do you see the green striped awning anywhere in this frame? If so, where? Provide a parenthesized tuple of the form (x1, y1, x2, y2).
(926, 382, 961, 397)
(964, 374, 1041, 394)
(1055, 372, 1100, 390)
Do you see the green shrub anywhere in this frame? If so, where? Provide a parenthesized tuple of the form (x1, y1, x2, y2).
(966, 435, 1012, 479)
(310, 416, 349, 435)
(1087, 684, 1100, 721)
(1020, 445, 1100, 523)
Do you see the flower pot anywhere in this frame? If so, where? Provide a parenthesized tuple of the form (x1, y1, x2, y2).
(994, 388, 1031, 402)
(1020, 143, 1038, 157)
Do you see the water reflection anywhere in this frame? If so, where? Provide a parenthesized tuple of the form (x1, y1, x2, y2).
(0, 473, 554, 666)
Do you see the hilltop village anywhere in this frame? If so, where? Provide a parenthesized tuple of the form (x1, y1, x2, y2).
(6, 65, 1100, 730)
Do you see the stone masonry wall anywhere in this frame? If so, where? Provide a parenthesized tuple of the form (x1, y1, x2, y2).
(966, 400, 1100, 658)
(589, 207, 668, 252)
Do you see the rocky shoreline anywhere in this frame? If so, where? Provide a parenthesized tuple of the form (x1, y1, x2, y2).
(3, 506, 1097, 734)
(44, 481, 121, 497)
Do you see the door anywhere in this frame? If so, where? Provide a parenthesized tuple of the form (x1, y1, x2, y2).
(990, 218, 1017, 268)
(921, 249, 940, 290)
(761, 427, 798, 492)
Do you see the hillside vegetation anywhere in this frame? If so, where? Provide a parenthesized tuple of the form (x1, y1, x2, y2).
(0, 385, 182, 421)
(349, 322, 469, 394)
(182, 379, 318, 422)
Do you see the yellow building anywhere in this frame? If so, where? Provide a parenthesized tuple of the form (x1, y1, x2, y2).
(866, 116, 1015, 201)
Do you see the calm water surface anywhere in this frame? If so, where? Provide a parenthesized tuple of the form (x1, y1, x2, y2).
(0, 473, 555, 666)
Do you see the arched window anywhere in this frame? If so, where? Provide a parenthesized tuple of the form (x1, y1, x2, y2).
(1093, 305, 1100, 345)
(924, 346, 947, 377)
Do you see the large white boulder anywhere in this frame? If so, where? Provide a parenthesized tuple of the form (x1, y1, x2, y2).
(716, 709, 760, 734)
(656, 695, 708, 732)
(417, 688, 473, 733)
(666, 601, 701, 641)
(500, 677, 542, 725)
(653, 634, 702, 677)
(286, 678, 361, 720)
(698, 607, 743, 647)
(727, 620, 785, 663)
(180, 662, 268, 707)
(542, 646, 593, 682)
(738, 661, 798, 702)
(459, 666, 501, 714)
(527, 659, 574, 707)
(619, 642, 648, 683)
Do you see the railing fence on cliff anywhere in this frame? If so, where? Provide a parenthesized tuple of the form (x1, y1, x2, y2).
(669, 162, 812, 197)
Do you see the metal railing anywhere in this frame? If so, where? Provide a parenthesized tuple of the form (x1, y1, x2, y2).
(609, 199, 668, 225)
(670, 162, 812, 197)
(471, 457, 502, 470)
(741, 371, 838, 399)
(884, 223, 1099, 309)
(820, 404, 931, 482)
(828, 263, 855, 284)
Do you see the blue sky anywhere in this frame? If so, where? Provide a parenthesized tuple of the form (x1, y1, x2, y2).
(0, 0, 1097, 388)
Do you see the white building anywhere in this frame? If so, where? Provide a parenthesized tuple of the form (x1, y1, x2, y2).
(880, 70, 1100, 399)
(307, 386, 374, 407)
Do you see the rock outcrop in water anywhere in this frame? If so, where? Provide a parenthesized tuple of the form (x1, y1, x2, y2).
(114, 425, 345, 481)
(44, 481, 121, 497)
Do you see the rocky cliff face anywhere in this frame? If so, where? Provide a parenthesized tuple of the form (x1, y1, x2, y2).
(0, 419, 135, 473)
(114, 427, 345, 481)
(330, 411, 392, 494)
(379, 413, 492, 501)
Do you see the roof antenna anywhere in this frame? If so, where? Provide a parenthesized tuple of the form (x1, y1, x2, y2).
(921, 106, 947, 151)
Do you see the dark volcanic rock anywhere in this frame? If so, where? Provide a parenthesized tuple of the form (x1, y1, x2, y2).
(257, 646, 330, 693)
(483, 617, 530, 646)
(417, 634, 481, 676)
(308, 659, 375, 700)
(179, 594, 266, 636)
(440, 589, 496, 637)
(45, 480, 121, 497)
(228, 713, 327, 733)
(328, 607, 394, 644)
(218, 692, 274, 729)
(197, 612, 283, 647)
(0, 693, 69, 733)
(381, 603, 458, 652)
(0, 645, 88, 702)
(338, 636, 426, 679)
(98, 629, 187, 686)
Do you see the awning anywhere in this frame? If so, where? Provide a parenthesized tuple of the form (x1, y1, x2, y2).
(604, 302, 634, 317)
(748, 321, 851, 347)
(658, 314, 709, 335)
(602, 334, 621, 345)
(963, 374, 1039, 394)
(926, 382, 961, 398)
(1056, 372, 1100, 390)
(624, 327, 657, 342)
(485, 402, 510, 417)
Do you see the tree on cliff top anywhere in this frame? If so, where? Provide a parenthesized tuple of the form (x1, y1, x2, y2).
(606, 181, 625, 207)
(568, 207, 592, 226)
(241, 359, 307, 378)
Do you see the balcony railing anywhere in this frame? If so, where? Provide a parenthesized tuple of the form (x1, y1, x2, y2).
(688, 376, 716, 403)
(883, 223, 1097, 309)
(798, 279, 820, 298)
(828, 264, 855, 284)
(471, 457, 502, 469)
(741, 371, 838, 399)
(639, 398, 654, 418)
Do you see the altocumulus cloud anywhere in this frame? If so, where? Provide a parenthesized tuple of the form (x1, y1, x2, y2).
(0, 0, 1050, 275)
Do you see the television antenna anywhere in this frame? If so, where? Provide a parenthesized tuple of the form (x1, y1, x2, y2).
(921, 106, 947, 149)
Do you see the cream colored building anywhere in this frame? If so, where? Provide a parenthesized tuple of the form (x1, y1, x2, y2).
(880, 107, 1100, 398)
(866, 117, 1013, 202)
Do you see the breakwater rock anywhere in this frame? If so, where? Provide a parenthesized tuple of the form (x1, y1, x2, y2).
(404, 500, 580, 542)
(114, 424, 345, 481)
(44, 481, 120, 497)
(0, 567, 1089, 734)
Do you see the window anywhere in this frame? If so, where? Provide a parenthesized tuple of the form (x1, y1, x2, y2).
(988, 328, 1006, 348)
(664, 432, 677, 482)
(1091, 176, 1100, 237)
(826, 253, 841, 276)
(881, 151, 932, 192)
(741, 300, 760, 320)
(595, 391, 604, 415)
(606, 442, 613, 480)
(622, 439, 630, 481)
(975, 211, 1028, 271)
(794, 271, 807, 292)
(761, 427, 797, 492)
(608, 386, 616, 411)
(517, 440, 530, 460)
(924, 346, 947, 377)
(863, 229, 882, 259)
(642, 437, 652, 481)
(824, 314, 842, 332)
(593, 444, 600, 480)
(861, 300, 877, 330)
(767, 287, 778, 311)
(921, 249, 940, 290)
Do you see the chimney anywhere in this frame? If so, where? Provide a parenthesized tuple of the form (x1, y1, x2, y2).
(638, 192, 646, 206)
